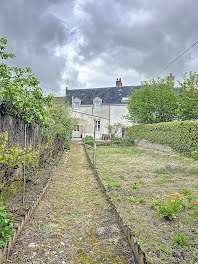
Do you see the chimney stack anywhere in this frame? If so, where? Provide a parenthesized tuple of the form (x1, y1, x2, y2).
(116, 77, 122, 87)
(65, 86, 68, 96)
(168, 73, 175, 86)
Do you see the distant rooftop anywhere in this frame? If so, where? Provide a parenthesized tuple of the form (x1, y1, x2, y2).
(67, 86, 141, 105)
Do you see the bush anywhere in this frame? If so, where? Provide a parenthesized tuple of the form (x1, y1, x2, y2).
(112, 137, 121, 144)
(85, 136, 94, 146)
(191, 151, 198, 160)
(122, 138, 134, 146)
(127, 120, 198, 154)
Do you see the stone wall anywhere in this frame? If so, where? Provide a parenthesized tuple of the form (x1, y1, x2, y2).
(0, 114, 40, 149)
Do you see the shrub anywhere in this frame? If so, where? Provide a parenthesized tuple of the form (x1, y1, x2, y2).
(191, 151, 198, 160)
(0, 207, 14, 248)
(112, 137, 121, 144)
(85, 136, 94, 145)
(174, 233, 188, 247)
(122, 138, 134, 146)
(127, 120, 198, 154)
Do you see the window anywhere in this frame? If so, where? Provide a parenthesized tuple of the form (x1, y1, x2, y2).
(74, 125, 80, 131)
(95, 120, 101, 132)
(95, 101, 101, 109)
(74, 102, 80, 109)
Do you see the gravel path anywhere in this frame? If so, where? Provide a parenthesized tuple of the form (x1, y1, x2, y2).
(7, 143, 135, 264)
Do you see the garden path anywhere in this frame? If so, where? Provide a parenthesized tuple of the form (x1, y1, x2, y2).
(7, 143, 135, 264)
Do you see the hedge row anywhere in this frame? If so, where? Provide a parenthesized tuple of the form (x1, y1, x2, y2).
(127, 120, 198, 154)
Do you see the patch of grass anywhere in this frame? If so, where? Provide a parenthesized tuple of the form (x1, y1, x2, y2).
(112, 191, 119, 197)
(194, 184, 198, 188)
(136, 197, 146, 204)
(131, 182, 140, 190)
(174, 233, 188, 247)
(181, 189, 192, 196)
(107, 182, 122, 189)
(154, 176, 168, 185)
(193, 207, 198, 220)
(128, 196, 136, 203)
(155, 165, 185, 175)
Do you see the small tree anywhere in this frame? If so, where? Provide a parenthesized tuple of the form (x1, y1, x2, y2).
(127, 77, 178, 124)
(108, 123, 125, 138)
(178, 71, 198, 120)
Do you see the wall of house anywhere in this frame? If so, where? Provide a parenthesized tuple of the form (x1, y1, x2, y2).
(71, 103, 132, 139)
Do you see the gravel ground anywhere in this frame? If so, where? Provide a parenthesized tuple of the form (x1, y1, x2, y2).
(6, 143, 135, 264)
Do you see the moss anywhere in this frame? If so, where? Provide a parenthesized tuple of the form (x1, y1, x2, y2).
(1, 180, 22, 203)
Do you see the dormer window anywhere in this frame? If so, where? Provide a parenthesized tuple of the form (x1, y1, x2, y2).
(93, 97, 102, 109)
(74, 102, 80, 109)
(73, 97, 81, 109)
(95, 101, 101, 109)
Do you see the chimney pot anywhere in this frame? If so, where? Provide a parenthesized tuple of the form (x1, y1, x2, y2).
(116, 77, 122, 87)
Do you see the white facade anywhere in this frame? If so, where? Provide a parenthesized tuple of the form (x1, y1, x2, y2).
(71, 101, 132, 139)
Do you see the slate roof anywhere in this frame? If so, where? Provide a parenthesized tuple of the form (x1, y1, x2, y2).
(67, 86, 141, 105)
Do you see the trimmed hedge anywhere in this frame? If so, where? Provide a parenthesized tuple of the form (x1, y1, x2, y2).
(127, 120, 198, 154)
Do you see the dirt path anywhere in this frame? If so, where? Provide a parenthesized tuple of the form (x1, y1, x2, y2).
(7, 144, 135, 264)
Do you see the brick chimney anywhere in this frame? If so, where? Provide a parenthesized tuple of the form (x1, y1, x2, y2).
(168, 73, 175, 86)
(116, 77, 122, 87)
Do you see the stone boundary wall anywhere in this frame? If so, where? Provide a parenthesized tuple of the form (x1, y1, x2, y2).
(84, 144, 151, 264)
(0, 152, 64, 263)
(0, 114, 40, 149)
(134, 139, 174, 154)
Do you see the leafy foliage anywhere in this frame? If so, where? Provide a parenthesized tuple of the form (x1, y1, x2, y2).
(178, 71, 198, 120)
(111, 137, 121, 144)
(85, 136, 94, 146)
(191, 151, 198, 160)
(127, 120, 198, 154)
(42, 101, 72, 150)
(157, 198, 182, 220)
(174, 233, 188, 247)
(127, 77, 178, 124)
(0, 37, 52, 126)
(0, 132, 38, 169)
(0, 207, 14, 248)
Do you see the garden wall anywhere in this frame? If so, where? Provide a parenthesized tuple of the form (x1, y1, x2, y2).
(127, 120, 198, 154)
(0, 113, 40, 149)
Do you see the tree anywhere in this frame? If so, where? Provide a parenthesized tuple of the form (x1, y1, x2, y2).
(0, 37, 52, 126)
(127, 77, 178, 124)
(178, 71, 198, 120)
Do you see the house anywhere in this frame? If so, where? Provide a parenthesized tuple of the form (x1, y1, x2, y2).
(66, 78, 141, 139)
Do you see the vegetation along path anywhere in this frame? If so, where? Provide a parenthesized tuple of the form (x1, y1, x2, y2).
(7, 143, 135, 264)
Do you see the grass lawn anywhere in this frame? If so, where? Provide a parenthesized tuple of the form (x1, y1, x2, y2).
(87, 145, 198, 264)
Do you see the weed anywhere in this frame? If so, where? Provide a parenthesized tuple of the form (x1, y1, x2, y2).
(132, 182, 140, 190)
(181, 189, 192, 196)
(107, 182, 122, 189)
(136, 197, 146, 204)
(155, 177, 168, 185)
(112, 191, 119, 197)
(174, 233, 188, 247)
(128, 197, 136, 203)
(150, 200, 159, 208)
(193, 206, 198, 220)
(117, 197, 122, 202)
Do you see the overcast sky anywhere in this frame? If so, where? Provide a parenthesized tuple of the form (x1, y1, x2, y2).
(0, 0, 198, 95)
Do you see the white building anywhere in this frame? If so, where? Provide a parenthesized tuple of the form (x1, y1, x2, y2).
(67, 78, 140, 139)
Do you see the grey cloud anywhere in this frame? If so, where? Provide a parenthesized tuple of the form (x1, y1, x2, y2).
(0, 0, 69, 95)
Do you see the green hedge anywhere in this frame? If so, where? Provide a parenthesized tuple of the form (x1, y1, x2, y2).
(127, 120, 198, 154)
